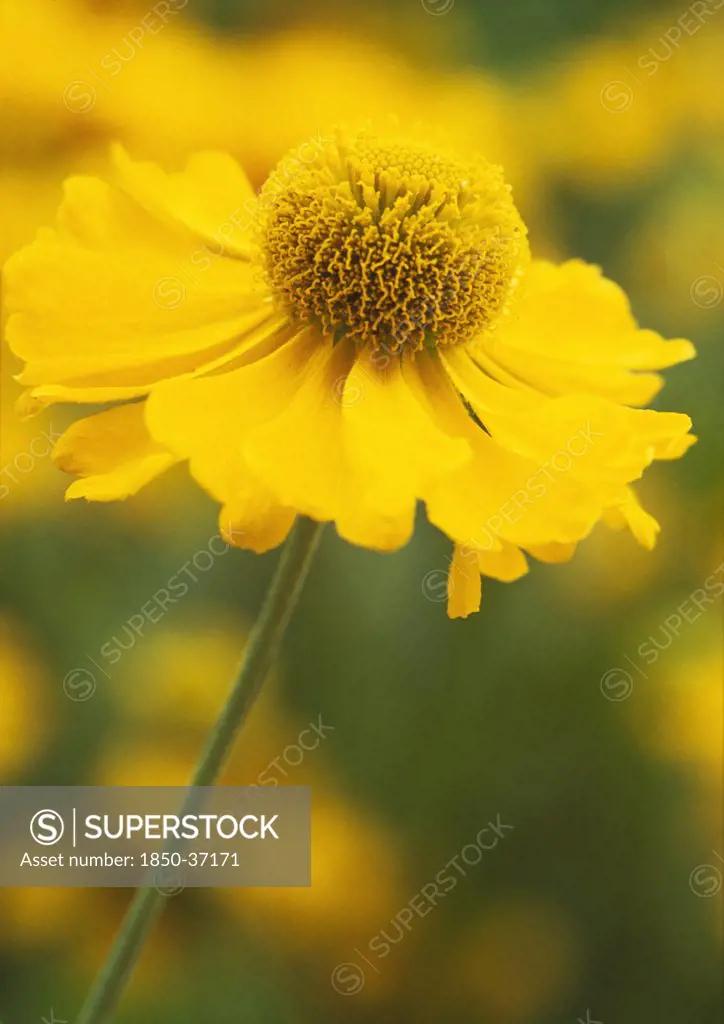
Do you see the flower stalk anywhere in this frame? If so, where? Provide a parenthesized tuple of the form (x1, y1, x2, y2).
(75, 515, 324, 1024)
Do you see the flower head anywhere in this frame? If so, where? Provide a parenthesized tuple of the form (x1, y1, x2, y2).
(3, 128, 696, 617)
(258, 131, 527, 352)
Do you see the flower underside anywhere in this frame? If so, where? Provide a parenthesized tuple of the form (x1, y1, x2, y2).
(259, 130, 528, 353)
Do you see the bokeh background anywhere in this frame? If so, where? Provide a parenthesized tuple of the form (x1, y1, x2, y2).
(1, 0, 722, 1021)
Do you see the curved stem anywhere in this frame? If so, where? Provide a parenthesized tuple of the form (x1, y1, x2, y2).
(75, 516, 324, 1024)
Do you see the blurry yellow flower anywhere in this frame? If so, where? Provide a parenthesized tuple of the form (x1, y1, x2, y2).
(449, 900, 576, 1020)
(1, 0, 523, 192)
(0, 887, 90, 949)
(625, 160, 724, 324)
(520, 27, 689, 191)
(518, 38, 671, 189)
(671, 32, 724, 139)
(0, 617, 48, 778)
(219, 786, 401, 955)
(0, 0, 105, 155)
(108, 622, 255, 730)
(520, 13, 724, 191)
(5, 130, 696, 617)
(628, 635, 723, 881)
(172, 31, 527, 195)
(96, 738, 194, 787)
(0, 882, 177, 1000)
(92, 617, 339, 797)
(648, 644, 722, 784)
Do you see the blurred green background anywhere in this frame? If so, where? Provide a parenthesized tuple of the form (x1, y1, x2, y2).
(0, 0, 722, 1021)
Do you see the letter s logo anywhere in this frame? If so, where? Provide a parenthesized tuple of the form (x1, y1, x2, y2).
(30, 809, 65, 845)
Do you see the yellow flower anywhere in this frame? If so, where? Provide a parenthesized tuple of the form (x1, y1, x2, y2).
(4, 129, 696, 617)
(0, 617, 49, 778)
(448, 901, 576, 1020)
(641, 641, 722, 785)
(519, 35, 676, 189)
(219, 789, 402, 958)
(624, 160, 724, 325)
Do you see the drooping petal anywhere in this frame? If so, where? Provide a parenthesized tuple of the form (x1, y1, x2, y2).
(447, 544, 482, 619)
(417, 354, 604, 551)
(219, 495, 297, 556)
(478, 259, 695, 406)
(340, 349, 472, 538)
(244, 344, 472, 552)
(525, 541, 578, 564)
(242, 339, 354, 524)
(442, 348, 693, 493)
(146, 327, 316, 508)
(603, 487, 661, 549)
(53, 402, 176, 501)
(4, 165, 272, 397)
(14, 311, 290, 412)
(477, 542, 529, 582)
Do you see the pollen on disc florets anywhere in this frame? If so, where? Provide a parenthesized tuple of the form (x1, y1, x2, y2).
(257, 128, 529, 353)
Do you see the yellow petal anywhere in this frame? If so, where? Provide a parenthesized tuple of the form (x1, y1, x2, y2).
(245, 345, 471, 552)
(146, 327, 318, 506)
(652, 431, 697, 460)
(219, 500, 297, 556)
(243, 339, 355, 523)
(525, 541, 578, 564)
(342, 350, 472, 520)
(4, 171, 271, 392)
(14, 310, 287, 412)
(53, 402, 176, 502)
(447, 545, 482, 619)
(415, 352, 600, 550)
(480, 259, 695, 405)
(111, 145, 256, 260)
(443, 348, 693, 490)
(426, 420, 603, 551)
(603, 487, 660, 549)
(477, 543, 529, 582)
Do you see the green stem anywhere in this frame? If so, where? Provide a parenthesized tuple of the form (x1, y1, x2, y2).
(75, 516, 324, 1024)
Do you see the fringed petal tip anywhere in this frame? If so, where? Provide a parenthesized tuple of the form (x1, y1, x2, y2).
(603, 488, 661, 550)
(61, 454, 176, 503)
(51, 403, 176, 502)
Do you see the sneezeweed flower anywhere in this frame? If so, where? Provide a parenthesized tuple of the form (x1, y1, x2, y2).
(4, 127, 696, 617)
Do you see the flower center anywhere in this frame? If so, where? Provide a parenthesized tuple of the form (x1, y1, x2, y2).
(258, 129, 529, 353)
